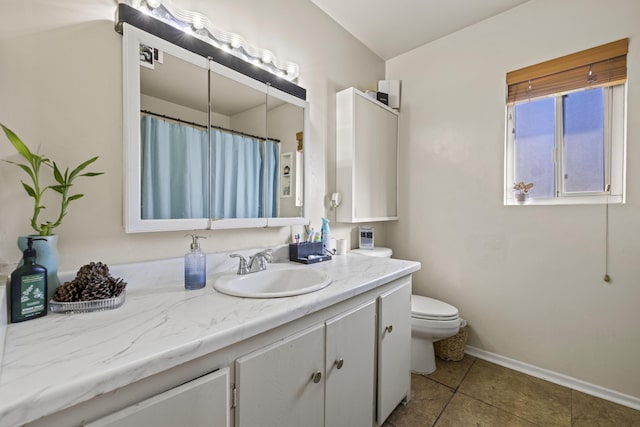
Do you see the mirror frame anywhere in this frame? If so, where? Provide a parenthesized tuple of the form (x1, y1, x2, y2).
(123, 25, 309, 233)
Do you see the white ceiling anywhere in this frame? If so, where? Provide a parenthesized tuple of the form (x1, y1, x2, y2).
(311, 0, 530, 60)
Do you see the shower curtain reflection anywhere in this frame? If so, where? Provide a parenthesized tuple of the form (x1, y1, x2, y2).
(141, 115, 208, 219)
(211, 131, 262, 218)
(141, 115, 279, 220)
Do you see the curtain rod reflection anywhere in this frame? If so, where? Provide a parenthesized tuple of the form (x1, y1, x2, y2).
(141, 110, 280, 143)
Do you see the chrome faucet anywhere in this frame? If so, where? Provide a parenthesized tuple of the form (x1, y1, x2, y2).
(229, 249, 273, 275)
(249, 249, 273, 272)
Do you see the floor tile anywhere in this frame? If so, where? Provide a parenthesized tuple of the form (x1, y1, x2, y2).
(387, 357, 640, 427)
(458, 359, 571, 427)
(426, 354, 476, 389)
(410, 373, 455, 401)
(572, 390, 640, 426)
(435, 393, 539, 427)
(386, 374, 453, 427)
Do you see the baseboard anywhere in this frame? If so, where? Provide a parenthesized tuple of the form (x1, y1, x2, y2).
(465, 345, 640, 411)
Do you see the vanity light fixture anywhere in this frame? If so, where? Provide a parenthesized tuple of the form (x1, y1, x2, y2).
(116, 0, 300, 82)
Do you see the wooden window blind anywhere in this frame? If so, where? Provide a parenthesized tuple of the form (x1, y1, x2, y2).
(507, 38, 628, 104)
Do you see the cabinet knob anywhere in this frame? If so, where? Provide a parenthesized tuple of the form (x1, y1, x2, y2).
(311, 371, 322, 383)
(385, 325, 393, 334)
(335, 358, 344, 370)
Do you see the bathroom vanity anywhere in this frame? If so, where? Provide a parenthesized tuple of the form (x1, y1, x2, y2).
(0, 250, 419, 427)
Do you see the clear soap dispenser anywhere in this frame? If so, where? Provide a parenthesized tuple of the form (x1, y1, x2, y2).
(185, 234, 206, 290)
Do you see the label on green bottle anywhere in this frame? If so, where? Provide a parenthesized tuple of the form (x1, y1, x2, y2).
(20, 273, 46, 317)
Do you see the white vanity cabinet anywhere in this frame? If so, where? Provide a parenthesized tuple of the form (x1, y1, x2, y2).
(325, 301, 376, 427)
(336, 87, 399, 223)
(235, 324, 325, 427)
(235, 301, 376, 427)
(17, 273, 416, 427)
(86, 368, 230, 427)
(377, 281, 411, 422)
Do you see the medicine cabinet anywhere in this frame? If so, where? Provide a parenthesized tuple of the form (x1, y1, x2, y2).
(121, 24, 309, 232)
(336, 87, 399, 223)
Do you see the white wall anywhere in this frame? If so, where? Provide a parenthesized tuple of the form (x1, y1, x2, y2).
(141, 94, 210, 124)
(230, 104, 266, 137)
(386, 0, 640, 398)
(0, 0, 384, 274)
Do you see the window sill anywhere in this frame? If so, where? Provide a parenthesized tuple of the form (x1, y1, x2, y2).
(504, 194, 623, 206)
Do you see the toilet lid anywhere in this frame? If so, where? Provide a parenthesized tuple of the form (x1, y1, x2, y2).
(351, 247, 392, 258)
(411, 295, 459, 321)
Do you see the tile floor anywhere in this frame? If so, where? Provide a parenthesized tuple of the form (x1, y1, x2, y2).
(385, 355, 640, 426)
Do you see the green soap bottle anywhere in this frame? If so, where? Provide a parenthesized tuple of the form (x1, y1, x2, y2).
(8, 237, 48, 323)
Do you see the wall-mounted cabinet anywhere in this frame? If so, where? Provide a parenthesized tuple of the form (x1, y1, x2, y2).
(122, 25, 309, 233)
(336, 87, 399, 223)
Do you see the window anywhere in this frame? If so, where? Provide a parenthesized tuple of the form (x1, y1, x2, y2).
(505, 39, 628, 205)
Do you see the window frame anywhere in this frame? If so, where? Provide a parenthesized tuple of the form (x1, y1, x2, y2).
(504, 84, 626, 206)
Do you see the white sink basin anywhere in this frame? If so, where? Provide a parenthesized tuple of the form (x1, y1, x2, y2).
(213, 265, 332, 298)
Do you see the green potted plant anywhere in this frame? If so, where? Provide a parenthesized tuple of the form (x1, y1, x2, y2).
(513, 181, 534, 203)
(1, 124, 103, 299)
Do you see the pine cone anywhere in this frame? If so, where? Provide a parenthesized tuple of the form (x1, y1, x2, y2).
(52, 262, 127, 302)
(81, 279, 113, 301)
(53, 281, 84, 302)
(75, 262, 110, 287)
(109, 278, 127, 298)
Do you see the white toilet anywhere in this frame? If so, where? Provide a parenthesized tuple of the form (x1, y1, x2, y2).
(410, 295, 460, 374)
(352, 247, 462, 374)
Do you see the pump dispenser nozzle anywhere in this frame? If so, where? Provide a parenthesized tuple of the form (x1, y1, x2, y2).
(186, 234, 206, 250)
(23, 237, 47, 259)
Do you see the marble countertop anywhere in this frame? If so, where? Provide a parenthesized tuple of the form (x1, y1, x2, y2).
(0, 248, 420, 427)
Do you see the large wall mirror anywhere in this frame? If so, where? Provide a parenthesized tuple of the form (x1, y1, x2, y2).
(123, 25, 308, 232)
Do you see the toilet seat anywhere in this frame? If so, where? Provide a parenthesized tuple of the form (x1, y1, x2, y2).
(411, 295, 459, 321)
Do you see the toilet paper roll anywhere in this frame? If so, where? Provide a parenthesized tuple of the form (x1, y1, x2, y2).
(335, 239, 347, 255)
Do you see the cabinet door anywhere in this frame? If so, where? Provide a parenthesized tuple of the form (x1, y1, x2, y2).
(235, 324, 324, 427)
(353, 92, 398, 220)
(336, 87, 399, 223)
(325, 300, 376, 427)
(377, 280, 411, 423)
(86, 368, 230, 427)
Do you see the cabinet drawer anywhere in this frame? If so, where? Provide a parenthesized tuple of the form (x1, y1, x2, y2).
(86, 368, 230, 427)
